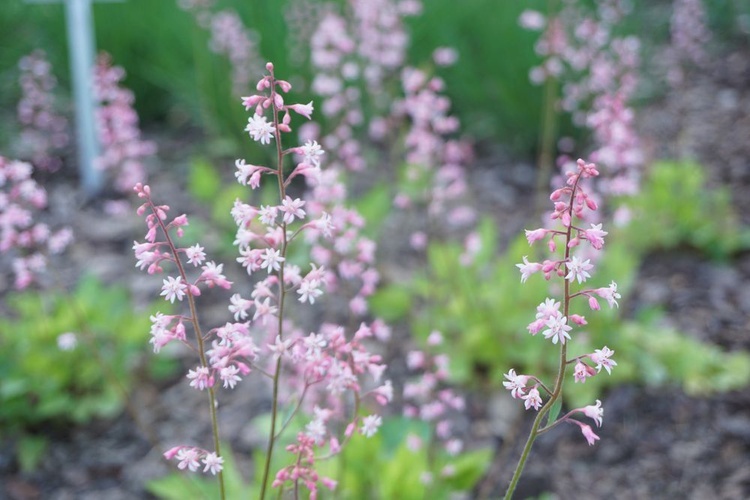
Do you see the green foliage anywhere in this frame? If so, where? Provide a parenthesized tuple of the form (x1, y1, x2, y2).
(621, 160, 750, 260)
(372, 160, 750, 405)
(16, 435, 47, 474)
(188, 157, 223, 203)
(148, 416, 491, 499)
(0, 276, 175, 431)
(407, 0, 546, 152)
(373, 219, 635, 393)
(351, 183, 392, 239)
(320, 417, 491, 500)
(619, 320, 750, 395)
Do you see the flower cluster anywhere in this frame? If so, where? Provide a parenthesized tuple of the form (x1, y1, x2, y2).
(135, 64, 390, 496)
(164, 445, 225, 475)
(521, 1, 644, 197)
(93, 53, 156, 194)
(0, 156, 72, 290)
(178, 0, 261, 96)
(667, 0, 712, 85)
(391, 66, 476, 252)
(403, 331, 467, 461)
(506, 159, 618, 446)
(16, 50, 69, 172)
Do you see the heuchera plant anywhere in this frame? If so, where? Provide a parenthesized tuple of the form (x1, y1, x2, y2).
(504, 158, 619, 499)
(0, 156, 72, 290)
(133, 62, 391, 500)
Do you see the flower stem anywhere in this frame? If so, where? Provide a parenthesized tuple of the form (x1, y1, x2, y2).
(151, 201, 225, 500)
(505, 172, 581, 499)
(259, 70, 289, 500)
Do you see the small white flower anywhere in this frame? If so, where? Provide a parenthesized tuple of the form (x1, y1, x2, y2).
(360, 414, 382, 438)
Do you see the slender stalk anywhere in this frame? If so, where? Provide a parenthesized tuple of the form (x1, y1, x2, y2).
(151, 202, 225, 500)
(504, 175, 582, 499)
(259, 70, 289, 500)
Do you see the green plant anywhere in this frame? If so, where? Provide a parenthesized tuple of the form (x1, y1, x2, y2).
(372, 160, 750, 407)
(331, 417, 491, 500)
(0, 275, 175, 430)
(407, 0, 547, 153)
(148, 418, 491, 500)
(619, 160, 750, 259)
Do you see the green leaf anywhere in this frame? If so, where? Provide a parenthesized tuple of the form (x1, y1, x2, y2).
(17, 435, 48, 473)
(368, 285, 413, 322)
(442, 447, 493, 491)
(546, 398, 562, 427)
(188, 157, 222, 202)
(353, 183, 392, 237)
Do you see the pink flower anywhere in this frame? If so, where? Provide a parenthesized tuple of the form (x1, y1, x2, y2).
(574, 361, 596, 383)
(297, 278, 323, 304)
(503, 369, 529, 399)
(268, 335, 292, 360)
(219, 365, 242, 389)
(186, 366, 213, 390)
(595, 281, 621, 308)
(299, 140, 325, 167)
(228, 293, 252, 321)
(524, 228, 548, 245)
(280, 196, 306, 223)
(288, 101, 314, 119)
(582, 399, 604, 427)
(522, 386, 543, 410)
(582, 223, 607, 250)
(588, 295, 601, 310)
(516, 256, 543, 283)
(185, 244, 206, 266)
(360, 414, 382, 437)
(245, 114, 275, 144)
(161, 276, 187, 303)
(527, 318, 546, 335)
(260, 248, 285, 273)
(536, 298, 561, 319)
(569, 314, 587, 325)
(373, 380, 393, 405)
(234, 159, 264, 188)
(202, 452, 224, 475)
(519, 9, 546, 30)
(176, 448, 201, 471)
(578, 422, 600, 446)
(542, 312, 572, 345)
(200, 261, 233, 289)
(432, 47, 459, 66)
(590, 346, 617, 374)
(565, 256, 593, 283)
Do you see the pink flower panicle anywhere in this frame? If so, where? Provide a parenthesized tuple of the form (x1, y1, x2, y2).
(16, 50, 69, 172)
(177, 1, 262, 96)
(521, 2, 644, 196)
(133, 61, 394, 493)
(507, 159, 618, 445)
(403, 335, 467, 460)
(670, 0, 712, 73)
(0, 156, 72, 290)
(137, 62, 393, 492)
(93, 53, 156, 193)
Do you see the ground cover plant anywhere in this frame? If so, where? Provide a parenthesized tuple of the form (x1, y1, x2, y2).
(1, 0, 750, 498)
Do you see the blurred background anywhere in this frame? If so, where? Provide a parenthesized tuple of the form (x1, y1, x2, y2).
(1, 0, 750, 498)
